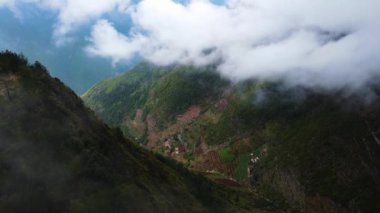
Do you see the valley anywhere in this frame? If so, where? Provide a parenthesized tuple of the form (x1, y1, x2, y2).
(0, 51, 272, 213)
(84, 62, 380, 212)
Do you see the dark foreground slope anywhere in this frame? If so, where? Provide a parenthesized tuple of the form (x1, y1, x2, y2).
(0, 51, 272, 213)
(84, 63, 380, 212)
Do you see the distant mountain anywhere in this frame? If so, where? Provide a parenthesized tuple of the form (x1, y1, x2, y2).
(0, 51, 271, 213)
(84, 62, 380, 212)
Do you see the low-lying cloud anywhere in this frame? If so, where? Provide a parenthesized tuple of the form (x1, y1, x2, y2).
(2, 0, 380, 90)
(87, 0, 380, 90)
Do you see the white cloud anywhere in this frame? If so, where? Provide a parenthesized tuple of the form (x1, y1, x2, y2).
(85, 19, 146, 63)
(0, 0, 13, 6)
(1, 0, 130, 45)
(44, 0, 130, 45)
(0, 0, 40, 18)
(3, 0, 380, 89)
(87, 0, 380, 89)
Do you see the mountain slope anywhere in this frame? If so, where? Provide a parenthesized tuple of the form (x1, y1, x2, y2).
(0, 51, 271, 213)
(84, 63, 380, 212)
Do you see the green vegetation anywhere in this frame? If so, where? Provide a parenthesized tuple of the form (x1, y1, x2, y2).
(234, 154, 250, 182)
(83, 64, 229, 134)
(152, 67, 228, 122)
(218, 147, 235, 162)
(0, 50, 28, 73)
(82, 62, 154, 127)
(0, 52, 272, 213)
(83, 61, 380, 212)
(184, 151, 195, 162)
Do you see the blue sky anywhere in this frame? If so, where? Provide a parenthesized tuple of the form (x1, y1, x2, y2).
(1, 0, 379, 92)
(0, 5, 127, 94)
(0, 0, 225, 94)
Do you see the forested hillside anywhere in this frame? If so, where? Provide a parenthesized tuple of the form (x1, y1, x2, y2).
(84, 62, 380, 212)
(0, 51, 271, 213)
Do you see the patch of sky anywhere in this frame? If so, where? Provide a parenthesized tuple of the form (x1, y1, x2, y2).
(176, 0, 225, 6)
(0, 5, 134, 94)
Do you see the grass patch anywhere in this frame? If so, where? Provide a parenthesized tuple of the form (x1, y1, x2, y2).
(218, 147, 235, 162)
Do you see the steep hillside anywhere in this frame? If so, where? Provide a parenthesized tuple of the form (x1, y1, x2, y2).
(83, 63, 229, 142)
(84, 62, 380, 212)
(0, 51, 273, 213)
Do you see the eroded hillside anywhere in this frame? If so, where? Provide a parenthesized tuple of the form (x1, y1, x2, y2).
(0, 51, 273, 213)
(84, 62, 380, 212)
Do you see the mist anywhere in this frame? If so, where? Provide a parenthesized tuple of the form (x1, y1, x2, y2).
(87, 0, 380, 90)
